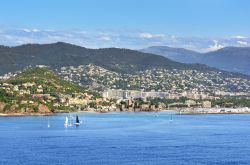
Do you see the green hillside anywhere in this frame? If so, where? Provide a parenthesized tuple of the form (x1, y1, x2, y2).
(0, 67, 98, 114)
(0, 42, 221, 74)
(6, 67, 85, 94)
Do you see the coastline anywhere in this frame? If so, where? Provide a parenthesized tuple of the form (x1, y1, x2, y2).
(175, 107, 250, 115)
(1, 107, 250, 116)
(0, 112, 53, 117)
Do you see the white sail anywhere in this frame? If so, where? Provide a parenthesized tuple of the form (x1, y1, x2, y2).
(68, 113, 73, 126)
(64, 116, 69, 127)
(48, 117, 50, 128)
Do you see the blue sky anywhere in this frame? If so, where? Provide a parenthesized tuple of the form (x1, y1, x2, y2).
(0, 0, 250, 51)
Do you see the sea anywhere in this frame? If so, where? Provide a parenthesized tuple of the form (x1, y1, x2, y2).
(1, 111, 250, 165)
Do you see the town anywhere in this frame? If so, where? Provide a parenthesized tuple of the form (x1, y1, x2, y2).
(57, 64, 250, 95)
(1, 65, 250, 115)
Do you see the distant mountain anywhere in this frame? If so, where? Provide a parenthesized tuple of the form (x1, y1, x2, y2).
(202, 47, 250, 75)
(0, 42, 248, 80)
(0, 42, 215, 75)
(140, 46, 200, 63)
(141, 46, 250, 75)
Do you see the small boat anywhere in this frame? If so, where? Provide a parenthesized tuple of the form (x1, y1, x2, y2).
(68, 112, 73, 126)
(154, 112, 158, 117)
(48, 117, 50, 128)
(170, 114, 173, 122)
(74, 115, 81, 126)
(64, 116, 69, 128)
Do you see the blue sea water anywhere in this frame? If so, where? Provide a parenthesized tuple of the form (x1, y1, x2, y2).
(1, 111, 250, 165)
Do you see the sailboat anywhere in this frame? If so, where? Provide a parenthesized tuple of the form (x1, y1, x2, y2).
(154, 112, 158, 118)
(64, 116, 69, 128)
(170, 114, 173, 123)
(47, 117, 50, 128)
(74, 114, 80, 126)
(68, 112, 73, 126)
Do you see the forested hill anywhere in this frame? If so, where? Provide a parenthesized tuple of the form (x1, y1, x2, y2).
(0, 42, 213, 73)
(141, 46, 250, 75)
(0, 42, 248, 79)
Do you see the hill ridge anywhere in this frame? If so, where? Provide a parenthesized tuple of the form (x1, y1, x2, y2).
(141, 45, 250, 75)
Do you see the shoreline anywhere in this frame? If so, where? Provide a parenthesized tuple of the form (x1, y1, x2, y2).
(0, 113, 53, 117)
(1, 107, 250, 116)
(175, 107, 250, 115)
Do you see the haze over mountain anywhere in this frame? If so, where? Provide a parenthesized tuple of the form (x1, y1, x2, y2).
(203, 47, 250, 75)
(140, 46, 201, 63)
(0, 42, 213, 75)
(0, 42, 247, 80)
(141, 46, 250, 75)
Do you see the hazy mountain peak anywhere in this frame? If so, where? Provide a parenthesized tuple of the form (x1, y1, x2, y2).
(141, 45, 250, 75)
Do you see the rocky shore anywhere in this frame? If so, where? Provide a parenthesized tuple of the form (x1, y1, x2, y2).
(81, 107, 250, 114)
(0, 112, 53, 117)
(1, 107, 250, 116)
(176, 107, 250, 114)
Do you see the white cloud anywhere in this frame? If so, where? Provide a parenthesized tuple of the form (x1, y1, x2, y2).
(96, 32, 113, 41)
(100, 36, 111, 41)
(232, 35, 247, 39)
(3, 35, 14, 40)
(32, 28, 40, 32)
(0, 28, 249, 52)
(139, 33, 154, 39)
(139, 33, 165, 39)
(22, 28, 40, 33)
(206, 40, 224, 51)
(22, 29, 31, 32)
(237, 41, 248, 46)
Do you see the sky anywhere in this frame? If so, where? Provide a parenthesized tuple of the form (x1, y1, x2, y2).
(0, 0, 250, 52)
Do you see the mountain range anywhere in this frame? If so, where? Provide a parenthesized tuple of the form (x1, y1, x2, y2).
(0, 42, 215, 74)
(141, 46, 250, 75)
(0, 42, 248, 79)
